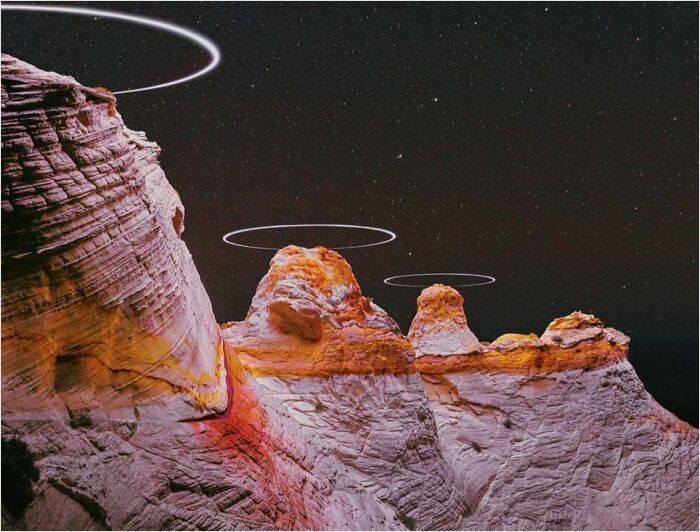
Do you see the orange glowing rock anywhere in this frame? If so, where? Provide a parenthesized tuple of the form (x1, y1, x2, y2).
(222, 246, 415, 377)
(410, 285, 629, 375)
(408, 284, 482, 357)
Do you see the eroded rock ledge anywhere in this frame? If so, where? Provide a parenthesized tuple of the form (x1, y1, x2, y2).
(410, 284, 697, 530)
(410, 285, 628, 375)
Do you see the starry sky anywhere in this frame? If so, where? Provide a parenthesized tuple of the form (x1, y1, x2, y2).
(3, 2, 698, 425)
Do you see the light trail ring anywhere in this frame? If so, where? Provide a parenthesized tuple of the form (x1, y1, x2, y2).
(1, 4, 220, 95)
(223, 224, 397, 251)
(384, 273, 496, 288)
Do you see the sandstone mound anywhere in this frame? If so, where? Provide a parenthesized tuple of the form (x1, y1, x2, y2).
(222, 245, 414, 377)
(408, 284, 482, 357)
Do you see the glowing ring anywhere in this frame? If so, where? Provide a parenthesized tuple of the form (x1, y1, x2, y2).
(1, 4, 220, 95)
(223, 224, 396, 251)
(384, 273, 496, 288)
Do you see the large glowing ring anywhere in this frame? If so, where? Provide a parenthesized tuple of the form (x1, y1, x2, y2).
(223, 224, 396, 251)
(1, 4, 220, 95)
(384, 273, 496, 288)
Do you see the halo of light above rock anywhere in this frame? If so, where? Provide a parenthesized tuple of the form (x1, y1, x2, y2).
(0, 4, 220, 95)
(384, 273, 496, 288)
(222, 224, 397, 250)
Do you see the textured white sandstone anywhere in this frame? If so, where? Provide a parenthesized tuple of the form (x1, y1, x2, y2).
(220, 246, 466, 529)
(414, 306, 699, 530)
(1, 54, 227, 421)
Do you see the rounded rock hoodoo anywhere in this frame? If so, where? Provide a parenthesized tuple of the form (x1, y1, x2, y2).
(221, 245, 414, 377)
(408, 284, 482, 357)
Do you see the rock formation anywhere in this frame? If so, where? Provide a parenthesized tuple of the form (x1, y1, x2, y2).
(2, 56, 697, 531)
(1, 53, 227, 422)
(412, 284, 699, 530)
(408, 284, 481, 357)
(218, 246, 465, 530)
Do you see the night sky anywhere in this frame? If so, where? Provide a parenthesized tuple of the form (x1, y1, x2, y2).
(3, 2, 698, 425)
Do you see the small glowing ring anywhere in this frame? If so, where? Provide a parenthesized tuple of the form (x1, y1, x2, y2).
(1, 4, 220, 95)
(223, 224, 397, 251)
(384, 273, 496, 288)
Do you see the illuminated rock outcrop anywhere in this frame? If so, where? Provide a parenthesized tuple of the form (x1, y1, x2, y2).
(408, 284, 482, 357)
(1, 54, 227, 421)
(411, 288, 699, 530)
(2, 56, 697, 531)
(222, 245, 414, 377)
(219, 246, 466, 530)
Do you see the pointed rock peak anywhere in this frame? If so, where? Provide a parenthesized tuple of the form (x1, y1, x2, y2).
(408, 284, 481, 357)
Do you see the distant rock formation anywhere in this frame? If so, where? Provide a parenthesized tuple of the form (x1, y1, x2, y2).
(408, 284, 481, 356)
(411, 289, 699, 530)
(1, 54, 227, 422)
(1, 56, 697, 531)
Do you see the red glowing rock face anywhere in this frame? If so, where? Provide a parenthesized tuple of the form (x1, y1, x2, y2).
(1, 54, 227, 421)
(1, 55, 697, 531)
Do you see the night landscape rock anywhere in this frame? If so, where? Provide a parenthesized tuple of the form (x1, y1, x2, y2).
(1, 56, 697, 531)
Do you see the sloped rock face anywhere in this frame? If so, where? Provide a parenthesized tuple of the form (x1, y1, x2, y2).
(3, 56, 697, 532)
(3, 246, 466, 530)
(1, 54, 227, 422)
(219, 246, 466, 530)
(411, 291, 699, 530)
(408, 284, 481, 357)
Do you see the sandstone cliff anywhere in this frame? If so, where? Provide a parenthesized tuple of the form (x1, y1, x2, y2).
(411, 284, 699, 530)
(218, 246, 465, 530)
(2, 56, 697, 531)
(1, 54, 227, 422)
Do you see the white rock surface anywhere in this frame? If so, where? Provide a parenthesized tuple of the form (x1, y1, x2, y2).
(414, 308, 699, 530)
(1, 54, 227, 422)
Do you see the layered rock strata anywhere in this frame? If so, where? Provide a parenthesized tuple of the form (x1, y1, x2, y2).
(219, 246, 466, 530)
(1, 54, 227, 422)
(2, 56, 698, 531)
(411, 285, 699, 530)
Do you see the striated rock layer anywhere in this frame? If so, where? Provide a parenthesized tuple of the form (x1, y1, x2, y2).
(2, 56, 697, 531)
(411, 285, 699, 530)
(219, 246, 466, 530)
(1, 54, 227, 422)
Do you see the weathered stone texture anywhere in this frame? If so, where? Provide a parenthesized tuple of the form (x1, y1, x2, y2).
(1, 54, 227, 422)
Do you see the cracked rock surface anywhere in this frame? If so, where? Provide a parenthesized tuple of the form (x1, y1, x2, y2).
(411, 286, 699, 530)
